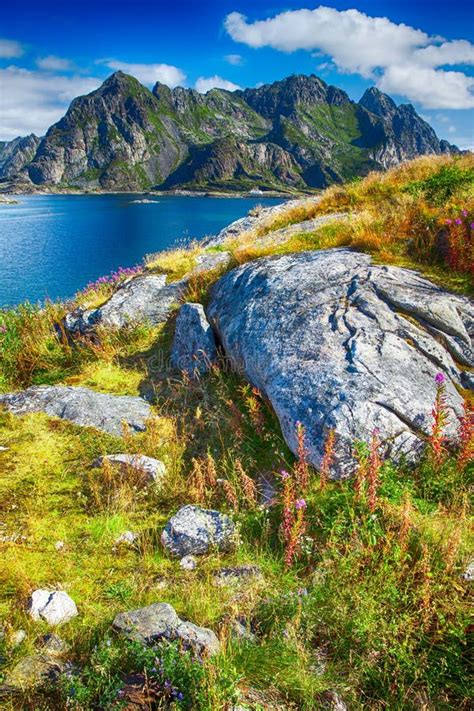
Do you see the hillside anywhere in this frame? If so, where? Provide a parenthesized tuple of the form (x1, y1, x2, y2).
(0, 155, 472, 710)
(0, 73, 458, 193)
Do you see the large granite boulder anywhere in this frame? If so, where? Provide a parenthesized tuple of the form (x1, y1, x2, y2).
(65, 274, 186, 333)
(208, 248, 473, 477)
(0, 385, 151, 436)
(112, 602, 220, 656)
(28, 590, 78, 625)
(161, 505, 236, 557)
(171, 303, 218, 376)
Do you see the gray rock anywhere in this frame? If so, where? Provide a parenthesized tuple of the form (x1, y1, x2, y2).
(38, 633, 67, 655)
(65, 274, 186, 334)
(204, 199, 310, 246)
(0, 385, 151, 437)
(92, 454, 166, 484)
(28, 590, 78, 625)
(192, 251, 232, 274)
(179, 555, 197, 571)
(171, 303, 218, 376)
(161, 505, 236, 557)
(175, 620, 220, 656)
(114, 530, 139, 547)
(113, 601, 219, 656)
(0, 653, 66, 693)
(462, 560, 474, 582)
(11, 630, 26, 648)
(208, 248, 473, 477)
(213, 565, 263, 586)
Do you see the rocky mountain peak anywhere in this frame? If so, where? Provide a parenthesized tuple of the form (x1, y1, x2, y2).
(239, 74, 331, 118)
(359, 87, 397, 118)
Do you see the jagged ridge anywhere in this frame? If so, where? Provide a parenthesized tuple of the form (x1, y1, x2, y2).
(0, 73, 458, 192)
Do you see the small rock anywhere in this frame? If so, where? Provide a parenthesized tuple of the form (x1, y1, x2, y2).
(462, 560, 474, 582)
(64, 274, 186, 333)
(179, 555, 197, 571)
(161, 505, 236, 557)
(112, 601, 220, 656)
(115, 530, 139, 546)
(0, 385, 151, 437)
(213, 565, 262, 587)
(54, 541, 65, 551)
(325, 692, 348, 711)
(28, 590, 78, 626)
(11, 630, 26, 648)
(0, 653, 65, 693)
(92, 454, 166, 485)
(0, 446, 8, 452)
(38, 633, 67, 655)
(229, 618, 255, 642)
(113, 602, 179, 643)
(171, 303, 218, 376)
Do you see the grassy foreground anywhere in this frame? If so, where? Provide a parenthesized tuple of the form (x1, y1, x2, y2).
(0, 155, 473, 710)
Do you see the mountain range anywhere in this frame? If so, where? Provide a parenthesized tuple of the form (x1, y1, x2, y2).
(0, 72, 459, 193)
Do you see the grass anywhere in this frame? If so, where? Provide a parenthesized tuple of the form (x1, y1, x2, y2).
(0, 154, 472, 709)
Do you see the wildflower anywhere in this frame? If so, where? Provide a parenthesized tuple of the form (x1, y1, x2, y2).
(284, 494, 307, 568)
(295, 421, 310, 491)
(471, 223, 474, 230)
(455, 218, 462, 225)
(280, 469, 290, 479)
(319, 428, 335, 489)
(462, 210, 468, 217)
(0, 324, 6, 334)
(430, 373, 448, 467)
(445, 219, 452, 225)
(367, 429, 382, 511)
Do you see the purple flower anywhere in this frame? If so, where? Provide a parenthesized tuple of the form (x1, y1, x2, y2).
(470, 223, 474, 230)
(280, 470, 290, 480)
(295, 498, 307, 510)
(462, 210, 468, 217)
(445, 219, 452, 225)
(455, 218, 462, 225)
(435, 372, 446, 385)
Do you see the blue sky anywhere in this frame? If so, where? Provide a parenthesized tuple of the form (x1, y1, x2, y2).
(1, 1, 473, 148)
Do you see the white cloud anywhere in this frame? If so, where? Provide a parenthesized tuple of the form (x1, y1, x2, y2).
(0, 66, 101, 140)
(224, 53, 243, 65)
(195, 75, 241, 93)
(104, 60, 185, 87)
(0, 38, 24, 58)
(378, 65, 474, 109)
(225, 7, 474, 109)
(448, 125, 456, 133)
(36, 55, 75, 72)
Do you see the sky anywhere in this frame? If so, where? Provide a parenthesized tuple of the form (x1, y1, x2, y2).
(0, 1, 473, 148)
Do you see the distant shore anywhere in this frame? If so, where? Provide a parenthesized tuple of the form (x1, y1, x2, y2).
(0, 183, 315, 200)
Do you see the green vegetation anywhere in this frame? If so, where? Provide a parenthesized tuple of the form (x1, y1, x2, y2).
(0, 155, 472, 709)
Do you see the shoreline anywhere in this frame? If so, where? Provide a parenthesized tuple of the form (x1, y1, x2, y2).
(0, 184, 316, 200)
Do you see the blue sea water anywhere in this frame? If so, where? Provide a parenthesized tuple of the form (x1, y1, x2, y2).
(0, 194, 282, 307)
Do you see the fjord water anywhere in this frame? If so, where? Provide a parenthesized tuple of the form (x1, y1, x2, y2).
(0, 194, 282, 306)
